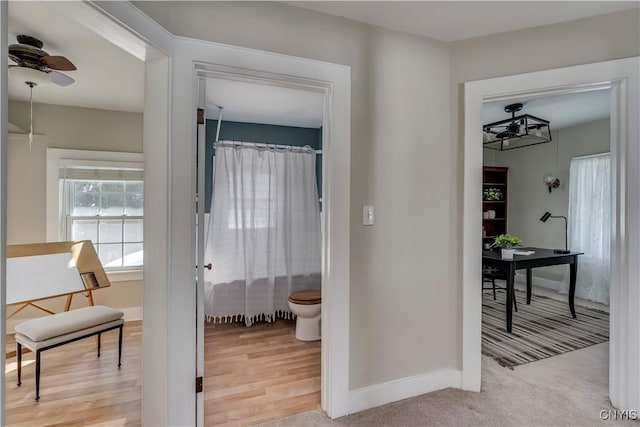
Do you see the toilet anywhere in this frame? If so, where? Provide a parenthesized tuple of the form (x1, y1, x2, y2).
(288, 290, 321, 341)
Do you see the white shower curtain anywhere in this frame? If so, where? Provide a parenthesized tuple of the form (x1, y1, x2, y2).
(204, 143, 321, 326)
(561, 153, 611, 304)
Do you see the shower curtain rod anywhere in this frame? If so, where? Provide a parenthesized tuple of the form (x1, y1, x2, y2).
(215, 140, 322, 154)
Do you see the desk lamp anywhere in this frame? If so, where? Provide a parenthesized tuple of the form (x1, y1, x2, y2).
(539, 211, 570, 254)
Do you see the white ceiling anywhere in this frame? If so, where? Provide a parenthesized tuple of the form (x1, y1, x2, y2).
(288, 1, 639, 42)
(6, 1, 634, 120)
(483, 89, 611, 132)
(8, 1, 144, 112)
(206, 78, 324, 128)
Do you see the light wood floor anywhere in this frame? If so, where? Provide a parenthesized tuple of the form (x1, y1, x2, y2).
(205, 319, 321, 426)
(4, 319, 320, 426)
(5, 321, 142, 426)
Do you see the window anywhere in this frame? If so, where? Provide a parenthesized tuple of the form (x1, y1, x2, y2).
(63, 178, 143, 269)
(226, 171, 273, 230)
(47, 149, 144, 272)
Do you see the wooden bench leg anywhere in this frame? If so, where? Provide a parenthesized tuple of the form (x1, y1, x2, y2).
(17, 343, 22, 387)
(97, 333, 101, 357)
(35, 350, 41, 401)
(118, 325, 123, 368)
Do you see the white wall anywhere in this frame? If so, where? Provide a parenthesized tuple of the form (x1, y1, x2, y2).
(132, 0, 640, 395)
(6, 101, 143, 320)
(135, 1, 455, 390)
(7, 101, 143, 243)
(485, 118, 611, 284)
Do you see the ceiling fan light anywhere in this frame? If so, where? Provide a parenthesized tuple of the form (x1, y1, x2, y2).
(9, 66, 51, 86)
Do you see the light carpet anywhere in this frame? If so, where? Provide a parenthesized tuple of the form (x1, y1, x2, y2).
(482, 290, 609, 369)
(256, 343, 631, 426)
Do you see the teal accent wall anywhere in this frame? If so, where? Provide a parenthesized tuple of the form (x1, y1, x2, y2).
(205, 120, 322, 212)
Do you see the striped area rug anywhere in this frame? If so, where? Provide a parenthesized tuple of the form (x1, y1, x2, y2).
(482, 290, 609, 369)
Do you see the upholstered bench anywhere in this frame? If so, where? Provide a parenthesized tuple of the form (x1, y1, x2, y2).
(14, 305, 124, 401)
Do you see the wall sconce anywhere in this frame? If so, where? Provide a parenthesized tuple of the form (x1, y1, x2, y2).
(543, 174, 560, 193)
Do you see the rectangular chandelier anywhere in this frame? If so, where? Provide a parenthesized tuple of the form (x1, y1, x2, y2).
(483, 103, 552, 151)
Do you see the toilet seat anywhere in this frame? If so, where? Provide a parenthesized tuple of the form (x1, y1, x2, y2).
(288, 290, 321, 305)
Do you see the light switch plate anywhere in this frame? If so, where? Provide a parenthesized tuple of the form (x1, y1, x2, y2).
(363, 205, 374, 225)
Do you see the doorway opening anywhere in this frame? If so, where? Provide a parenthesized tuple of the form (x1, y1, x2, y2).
(480, 90, 611, 379)
(197, 75, 324, 425)
(462, 58, 639, 412)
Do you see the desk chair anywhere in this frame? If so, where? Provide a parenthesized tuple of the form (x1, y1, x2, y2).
(483, 267, 518, 312)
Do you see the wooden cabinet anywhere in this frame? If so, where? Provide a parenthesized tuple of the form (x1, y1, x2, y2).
(482, 166, 508, 245)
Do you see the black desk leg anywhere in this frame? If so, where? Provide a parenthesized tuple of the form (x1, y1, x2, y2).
(569, 257, 578, 319)
(506, 264, 515, 333)
(526, 268, 532, 304)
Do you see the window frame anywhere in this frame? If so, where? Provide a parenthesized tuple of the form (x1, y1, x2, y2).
(46, 148, 144, 280)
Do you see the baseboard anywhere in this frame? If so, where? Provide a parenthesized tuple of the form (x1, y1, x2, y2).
(514, 272, 563, 291)
(121, 306, 143, 321)
(6, 306, 143, 334)
(348, 368, 462, 415)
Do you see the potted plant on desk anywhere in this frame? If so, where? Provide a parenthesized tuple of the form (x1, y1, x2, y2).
(491, 234, 523, 260)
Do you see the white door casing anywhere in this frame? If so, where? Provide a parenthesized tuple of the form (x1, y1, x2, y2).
(196, 78, 207, 426)
(0, 1, 8, 425)
(462, 57, 640, 412)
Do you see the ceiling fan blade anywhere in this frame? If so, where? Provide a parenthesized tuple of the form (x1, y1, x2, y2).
(41, 55, 76, 71)
(50, 70, 75, 86)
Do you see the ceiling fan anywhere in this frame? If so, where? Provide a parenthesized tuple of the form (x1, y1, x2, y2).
(8, 34, 76, 87)
(8, 35, 77, 149)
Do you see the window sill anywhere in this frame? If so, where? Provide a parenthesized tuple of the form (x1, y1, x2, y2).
(106, 269, 143, 283)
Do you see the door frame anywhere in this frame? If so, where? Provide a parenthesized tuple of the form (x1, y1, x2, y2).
(177, 41, 351, 420)
(461, 57, 640, 411)
(193, 65, 337, 424)
(0, 2, 8, 424)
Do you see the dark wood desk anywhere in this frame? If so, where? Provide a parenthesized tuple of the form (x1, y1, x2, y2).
(482, 247, 583, 332)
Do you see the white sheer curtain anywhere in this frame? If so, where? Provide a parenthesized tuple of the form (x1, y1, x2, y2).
(204, 143, 321, 326)
(561, 153, 611, 304)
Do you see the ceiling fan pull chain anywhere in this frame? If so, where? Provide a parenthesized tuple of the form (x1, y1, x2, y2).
(28, 82, 34, 151)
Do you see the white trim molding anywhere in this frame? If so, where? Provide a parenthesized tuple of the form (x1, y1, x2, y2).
(513, 271, 562, 291)
(349, 369, 462, 415)
(0, 2, 8, 424)
(107, 270, 143, 283)
(462, 57, 640, 411)
(169, 37, 352, 422)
